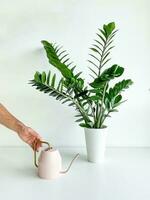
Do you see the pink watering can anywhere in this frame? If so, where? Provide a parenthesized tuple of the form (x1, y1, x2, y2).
(34, 141, 79, 180)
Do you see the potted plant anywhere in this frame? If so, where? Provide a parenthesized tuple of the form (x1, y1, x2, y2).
(30, 22, 133, 163)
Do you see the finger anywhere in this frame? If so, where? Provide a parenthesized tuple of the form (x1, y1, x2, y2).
(35, 135, 42, 141)
(32, 139, 41, 151)
(25, 133, 36, 144)
(36, 139, 42, 151)
(32, 139, 38, 151)
(28, 137, 36, 146)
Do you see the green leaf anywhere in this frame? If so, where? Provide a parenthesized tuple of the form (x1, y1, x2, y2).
(101, 64, 124, 80)
(71, 66, 76, 72)
(113, 100, 127, 108)
(52, 60, 73, 79)
(75, 114, 82, 117)
(99, 29, 107, 38)
(75, 90, 88, 98)
(75, 118, 84, 122)
(79, 123, 92, 128)
(101, 125, 107, 128)
(108, 79, 133, 109)
(109, 109, 118, 112)
(88, 22, 117, 77)
(77, 78, 84, 89)
(114, 95, 122, 104)
(89, 95, 100, 101)
(69, 102, 75, 106)
(31, 70, 75, 107)
(79, 123, 87, 128)
(90, 65, 124, 88)
(57, 78, 63, 90)
(47, 71, 51, 85)
(41, 40, 74, 79)
(89, 88, 100, 93)
(89, 78, 106, 88)
(41, 72, 46, 83)
(97, 34, 106, 44)
(110, 79, 133, 97)
(51, 74, 56, 87)
(109, 88, 114, 99)
(62, 99, 70, 104)
(104, 97, 110, 110)
(92, 44, 102, 52)
(82, 101, 89, 106)
(75, 72, 82, 78)
(88, 60, 99, 69)
(103, 22, 115, 38)
(34, 71, 41, 82)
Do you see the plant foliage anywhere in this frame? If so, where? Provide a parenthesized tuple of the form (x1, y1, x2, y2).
(30, 22, 133, 129)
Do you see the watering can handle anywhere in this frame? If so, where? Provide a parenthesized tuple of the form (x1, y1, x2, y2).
(34, 141, 51, 168)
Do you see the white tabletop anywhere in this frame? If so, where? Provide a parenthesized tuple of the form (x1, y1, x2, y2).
(0, 147, 150, 200)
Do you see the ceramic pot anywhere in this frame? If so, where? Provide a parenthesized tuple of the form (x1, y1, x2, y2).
(84, 128, 107, 163)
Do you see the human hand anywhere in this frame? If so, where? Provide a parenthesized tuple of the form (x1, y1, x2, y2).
(18, 125, 42, 151)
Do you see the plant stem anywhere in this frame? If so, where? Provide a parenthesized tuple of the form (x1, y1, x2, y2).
(89, 102, 96, 123)
(100, 110, 110, 125)
(38, 81, 91, 125)
(94, 38, 108, 127)
(97, 82, 108, 128)
(94, 101, 99, 128)
(98, 38, 108, 75)
(75, 100, 91, 124)
(77, 92, 96, 126)
(73, 90, 92, 125)
(83, 94, 96, 125)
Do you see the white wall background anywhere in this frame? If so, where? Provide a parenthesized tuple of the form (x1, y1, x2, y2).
(0, 0, 150, 147)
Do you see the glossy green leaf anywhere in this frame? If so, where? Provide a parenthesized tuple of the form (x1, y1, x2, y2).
(90, 65, 124, 88)
(104, 97, 110, 110)
(41, 40, 74, 79)
(114, 95, 122, 104)
(75, 118, 84, 122)
(103, 22, 115, 38)
(79, 123, 91, 128)
(100, 65, 124, 80)
(109, 79, 133, 97)
(34, 71, 41, 82)
(90, 79, 105, 88)
(89, 95, 100, 101)
(41, 72, 46, 83)
(47, 71, 51, 85)
(51, 74, 56, 87)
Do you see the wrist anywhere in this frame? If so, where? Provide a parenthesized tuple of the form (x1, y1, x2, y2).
(15, 121, 26, 135)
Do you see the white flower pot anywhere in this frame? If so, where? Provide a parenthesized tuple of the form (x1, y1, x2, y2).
(84, 128, 107, 163)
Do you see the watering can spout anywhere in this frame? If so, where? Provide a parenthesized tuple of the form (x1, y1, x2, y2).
(60, 153, 79, 174)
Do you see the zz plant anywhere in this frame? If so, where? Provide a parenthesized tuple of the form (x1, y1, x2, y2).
(30, 22, 133, 129)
